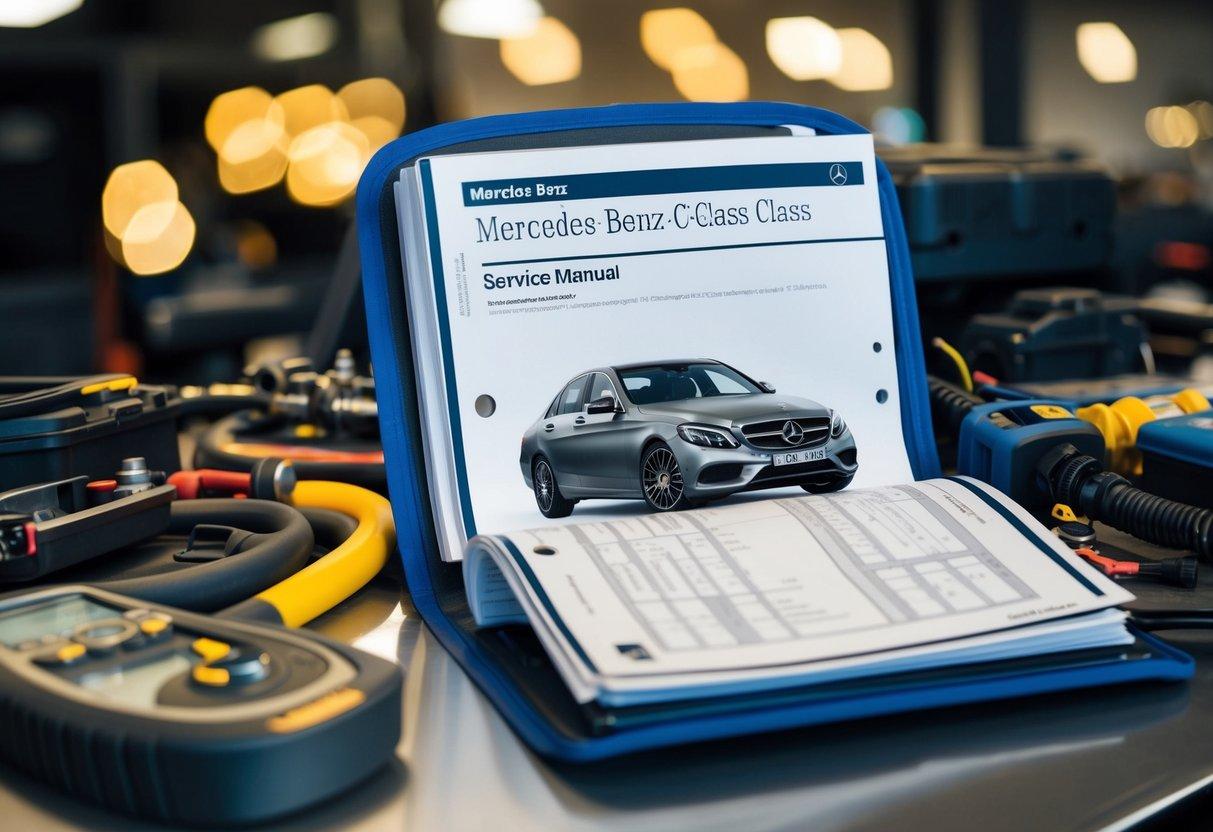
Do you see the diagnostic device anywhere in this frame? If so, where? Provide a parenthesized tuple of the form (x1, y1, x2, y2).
(0, 584, 400, 826)
(0, 473, 175, 582)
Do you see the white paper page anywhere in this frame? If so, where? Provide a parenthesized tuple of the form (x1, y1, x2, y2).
(407, 134, 914, 561)
(480, 477, 1133, 685)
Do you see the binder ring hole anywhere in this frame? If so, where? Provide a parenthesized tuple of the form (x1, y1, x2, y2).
(876, 389, 889, 404)
(873, 342, 882, 353)
(533, 545, 557, 556)
(475, 394, 496, 418)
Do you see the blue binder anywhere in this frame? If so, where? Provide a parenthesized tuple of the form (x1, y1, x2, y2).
(355, 102, 1193, 762)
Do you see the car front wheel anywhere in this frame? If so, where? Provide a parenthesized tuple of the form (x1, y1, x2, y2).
(533, 457, 575, 518)
(640, 443, 692, 511)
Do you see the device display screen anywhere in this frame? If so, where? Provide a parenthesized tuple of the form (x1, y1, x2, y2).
(0, 595, 121, 648)
(77, 650, 194, 708)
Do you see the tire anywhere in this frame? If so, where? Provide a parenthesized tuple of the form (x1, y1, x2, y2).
(532, 457, 575, 518)
(801, 474, 854, 494)
(640, 442, 693, 511)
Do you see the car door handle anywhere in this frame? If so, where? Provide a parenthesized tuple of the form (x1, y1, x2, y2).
(574, 416, 586, 425)
(544, 423, 555, 432)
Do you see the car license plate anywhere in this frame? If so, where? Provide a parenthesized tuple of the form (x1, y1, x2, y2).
(771, 447, 827, 467)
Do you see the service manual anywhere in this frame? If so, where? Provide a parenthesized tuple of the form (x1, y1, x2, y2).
(394, 133, 1133, 707)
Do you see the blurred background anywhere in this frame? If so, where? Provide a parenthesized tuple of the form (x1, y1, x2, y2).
(2, 0, 1212, 385)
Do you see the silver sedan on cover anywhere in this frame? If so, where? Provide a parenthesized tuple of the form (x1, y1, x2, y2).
(519, 360, 859, 517)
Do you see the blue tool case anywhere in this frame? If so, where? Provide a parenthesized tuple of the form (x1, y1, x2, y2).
(356, 102, 1192, 762)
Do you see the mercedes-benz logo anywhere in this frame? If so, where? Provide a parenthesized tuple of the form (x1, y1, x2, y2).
(781, 420, 804, 446)
(829, 163, 848, 185)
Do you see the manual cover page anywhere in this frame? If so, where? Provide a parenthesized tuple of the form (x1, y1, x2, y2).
(405, 134, 914, 560)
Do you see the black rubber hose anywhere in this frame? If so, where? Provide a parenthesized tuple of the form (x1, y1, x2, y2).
(927, 375, 984, 437)
(91, 499, 314, 611)
(1040, 445, 1213, 561)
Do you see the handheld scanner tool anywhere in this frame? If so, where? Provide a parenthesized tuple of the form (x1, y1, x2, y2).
(1075, 388, 1210, 476)
(957, 400, 1104, 511)
(0, 466, 174, 582)
(0, 584, 401, 826)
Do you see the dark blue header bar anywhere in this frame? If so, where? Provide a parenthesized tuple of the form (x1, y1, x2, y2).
(460, 161, 864, 207)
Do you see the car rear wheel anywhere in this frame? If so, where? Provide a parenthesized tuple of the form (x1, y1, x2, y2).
(640, 443, 692, 511)
(533, 457, 575, 518)
(801, 474, 854, 494)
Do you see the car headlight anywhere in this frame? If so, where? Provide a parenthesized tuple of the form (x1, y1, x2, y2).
(830, 411, 846, 438)
(677, 424, 738, 449)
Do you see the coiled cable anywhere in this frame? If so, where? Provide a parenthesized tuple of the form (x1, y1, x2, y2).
(1038, 444, 1213, 561)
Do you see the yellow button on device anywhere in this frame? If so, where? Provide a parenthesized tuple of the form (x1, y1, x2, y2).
(192, 666, 231, 687)
(140, 618, 170, 636)
(57, 643, 87, 663)
(192, 638, 231, 662)
(267, 688, 366, 733)
(1030, 404, 1073, 420)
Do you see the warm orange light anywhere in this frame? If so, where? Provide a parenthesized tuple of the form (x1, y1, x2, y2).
(338, 78, 406, 152)
(640, 8, 717, 71)
(766, 17, 842, 81)
(234, 220, 278, 270)
(102, 160, 177, 239)
(500, 16, 582, 85)
(1146, 106, 1199, 149)
(120, 200, 197, 276)
(286, 121, 371, 206)
(274, 85, 348, 140)
(205, 88, 279, 152)
(670, 42, 748, 102)
(1076, 22, 1136, 84)
(828, 28, 893, 91)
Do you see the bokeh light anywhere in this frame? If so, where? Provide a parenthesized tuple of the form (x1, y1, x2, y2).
(1145, 106, 1199, 149)
(286, 121, 371, 206)
(274, 85, 349, 141)
(640, 8, 717, 71)
(670, 42, 749, 103)
(120, 201, 197, 276)
(338, 77, 407, 152)
(766, 17, 842, 81)
(437, 0, 543, 39)
(500, 16, 582, 86)
(828, 28, 893, 91)
(1076, 22, 1136, 84)
(872, 106, 926, 145)
(102, 160, 177, 239)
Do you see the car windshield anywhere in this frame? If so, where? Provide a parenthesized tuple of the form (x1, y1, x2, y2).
(617, 363, 762, 404)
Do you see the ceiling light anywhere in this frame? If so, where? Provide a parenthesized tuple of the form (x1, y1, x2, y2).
(1076, 22, 1136, 84)
(338, 78, 406, 152)
(1145, 106, 1199, 149)
(251, 12, 339, 62)
(828, 28, 893, 91)
(274, 85, 348, 140)
(286, 121, 371, 207)
(500, 17, 581, 86)
(670, 43, 749, 103)
(102, 160, 177, 239)
(640, 8, 717, 71)
(121, 201, 196, 276)
(437, 0, 543, 39)
(0, 0, 83, 28)
(765, 17, 842, 81)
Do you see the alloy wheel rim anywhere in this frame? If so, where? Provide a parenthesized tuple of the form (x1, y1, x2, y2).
(535, 461, 554, 510)
(642, 448, 684, 510)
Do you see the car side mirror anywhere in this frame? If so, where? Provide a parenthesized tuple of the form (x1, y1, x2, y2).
(759, 382, 776, 394)
(586, 395, 618, 415)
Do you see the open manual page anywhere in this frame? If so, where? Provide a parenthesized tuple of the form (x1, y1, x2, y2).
(464, 478, 1134, 707)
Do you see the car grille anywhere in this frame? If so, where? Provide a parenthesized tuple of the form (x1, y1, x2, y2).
(740, 417, 830, 449)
